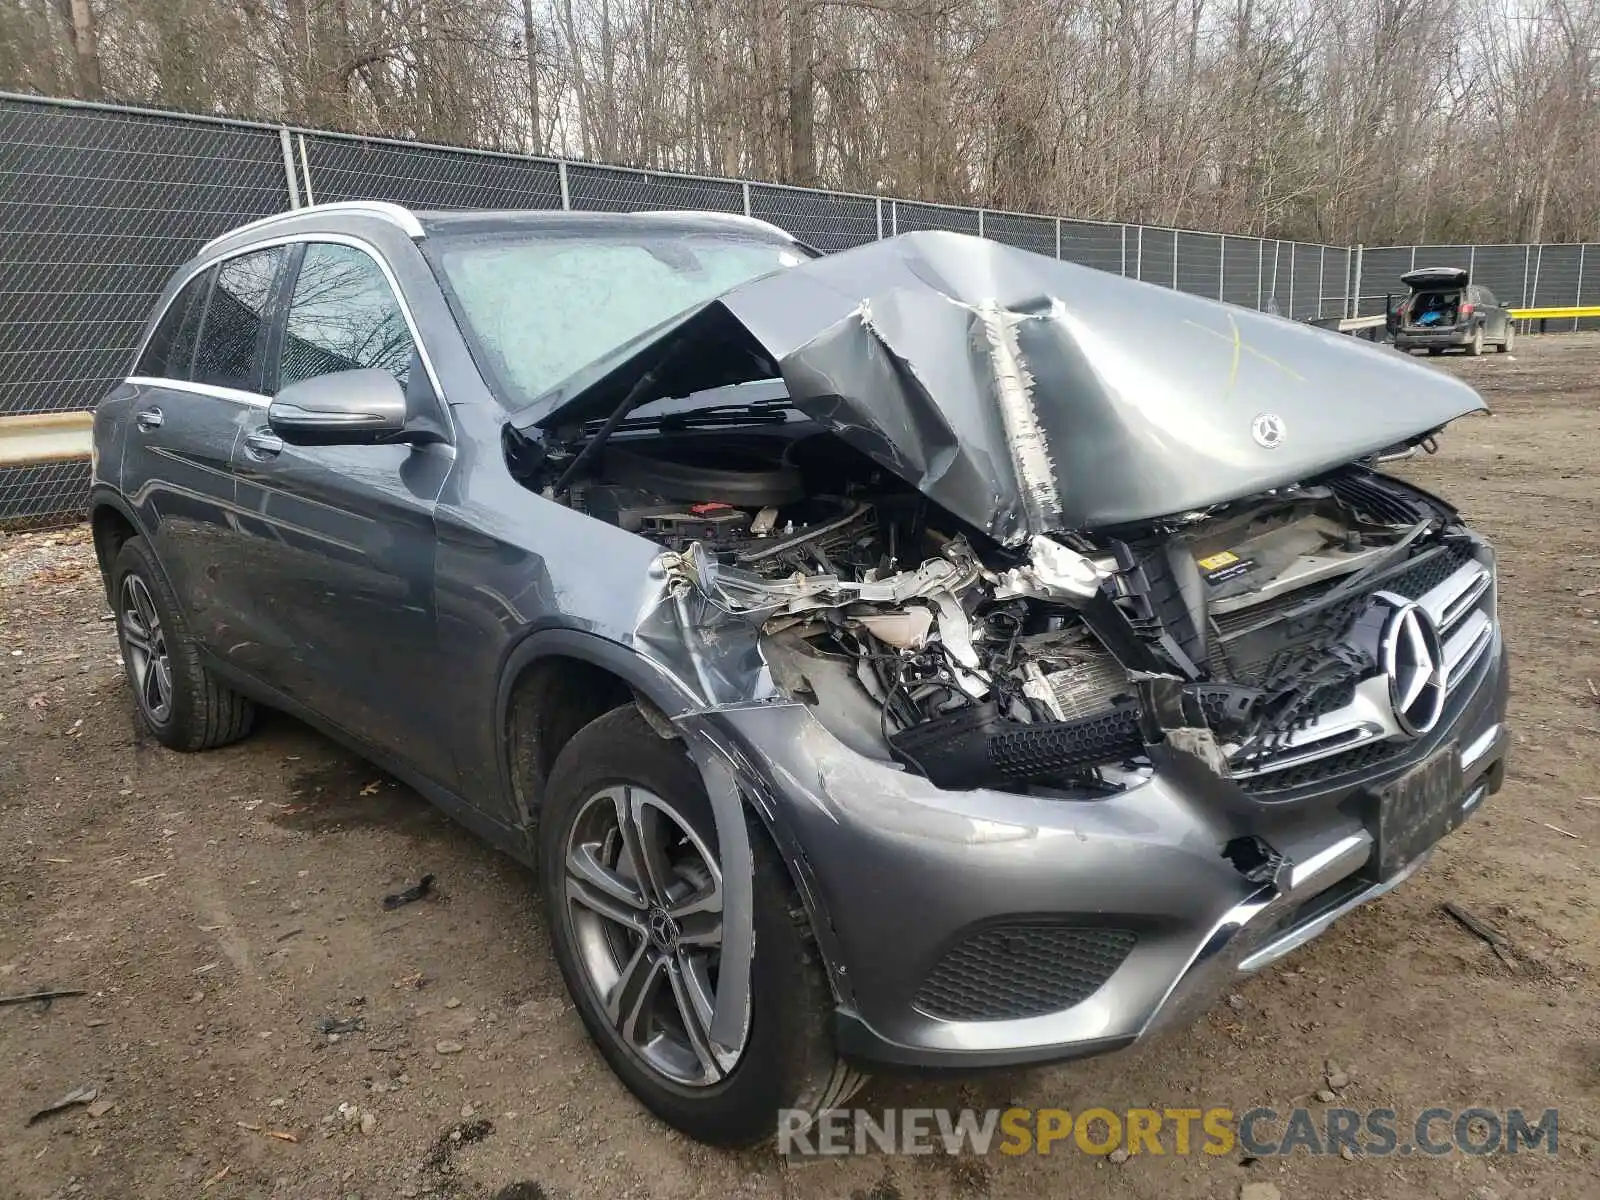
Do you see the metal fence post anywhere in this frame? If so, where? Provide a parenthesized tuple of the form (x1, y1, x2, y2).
(1171, 231, 1178, 290)
(557, 160, 571, 210)
(1257, 240, 1264, 310)
(1057, 218, 1063, 261)
(977, 208, 985, 239)
(875, 197, 884, 240)
(890, 199, 898, 236)
(1529, 244, 1543, 310)
(1218, 237, 1226, 301)
(741, 181, 751, 218)
(1317, 245, 1325, 318)
(278, 128, 301, 209)
(1409, 246, 1417, 272)
(1350, 245, 1363, 317)
(297, 134, 315, 205)
(1135, 226, 1144, 280)
(1520, 245, 1531, 307)
(1287, 243, 1295, 318)
(1574, 244, 1586, 331)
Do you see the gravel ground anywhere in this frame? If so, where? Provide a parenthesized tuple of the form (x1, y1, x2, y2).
(1, 334, 1597, 1200)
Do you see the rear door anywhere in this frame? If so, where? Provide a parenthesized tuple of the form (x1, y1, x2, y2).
(122, 247, 286, 650)
(228, 240, 455, 783)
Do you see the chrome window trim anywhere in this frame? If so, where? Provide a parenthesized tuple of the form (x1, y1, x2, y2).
(131, 232, 449, 423)
(197, 202, 424, 255)
(127, 376, 268, 408)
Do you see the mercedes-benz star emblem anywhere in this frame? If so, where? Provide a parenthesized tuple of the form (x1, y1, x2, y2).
(1251, 412, 1286, 449)
(1381, 600, 1447, 736)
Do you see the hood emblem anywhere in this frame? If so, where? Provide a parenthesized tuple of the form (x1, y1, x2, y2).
(1251, 412, 1286, 449)
(1381, 599, 1447, 736)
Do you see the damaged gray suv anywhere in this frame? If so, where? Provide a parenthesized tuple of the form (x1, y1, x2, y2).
(91, 202, 1509, 1145)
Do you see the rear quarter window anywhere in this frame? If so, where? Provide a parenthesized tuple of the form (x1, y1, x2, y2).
(135, 267, 212, 380)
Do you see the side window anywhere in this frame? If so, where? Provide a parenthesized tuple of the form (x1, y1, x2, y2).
(192, 247, 283, 392)
(277, 243, 414, 391)
(135, 267, 212, 380)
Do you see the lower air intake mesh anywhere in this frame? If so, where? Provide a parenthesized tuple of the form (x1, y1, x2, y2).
(987, 701, 1144, 778)
(915, 925, 1138, 1021)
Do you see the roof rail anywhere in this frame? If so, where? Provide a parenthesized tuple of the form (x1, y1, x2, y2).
(198, 201, 424, 254)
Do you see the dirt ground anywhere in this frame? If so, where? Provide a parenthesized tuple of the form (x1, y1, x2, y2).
(2, 335, 1597, 1200)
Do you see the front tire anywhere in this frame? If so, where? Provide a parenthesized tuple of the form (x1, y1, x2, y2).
(111, 537, 255, 751)
(1500, 325, 1515, 353)
(538, 706, 863, 1145)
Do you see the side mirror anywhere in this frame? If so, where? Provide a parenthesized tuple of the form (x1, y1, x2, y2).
(268, 368, 436, 447)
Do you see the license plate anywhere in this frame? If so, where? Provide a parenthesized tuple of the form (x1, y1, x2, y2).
(1374, 744, 1463, 879)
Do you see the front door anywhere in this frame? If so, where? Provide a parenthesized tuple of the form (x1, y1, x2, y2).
(228, 240, 455, 785)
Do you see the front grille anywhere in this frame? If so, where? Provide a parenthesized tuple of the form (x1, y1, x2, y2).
(1217, 538, 1493, 789)
(914, 925, 1137, 1021)
(1326, 471, 1430, 526)
(1384, 542, 1472, 601)
(1208, 542, 1472, 683)
(1236, 737, 1403, 793)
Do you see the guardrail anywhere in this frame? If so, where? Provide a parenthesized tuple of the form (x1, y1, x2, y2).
(0, 411, 91, 468)
(1509, 306, 1600, 322)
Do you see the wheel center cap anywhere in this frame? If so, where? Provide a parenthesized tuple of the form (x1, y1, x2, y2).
(646, 906, 680, 952)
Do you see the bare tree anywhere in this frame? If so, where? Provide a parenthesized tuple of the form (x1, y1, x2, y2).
(0, 0, 1593, 245)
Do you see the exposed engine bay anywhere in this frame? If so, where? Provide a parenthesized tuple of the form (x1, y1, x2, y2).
(521, 411, 1473, 796)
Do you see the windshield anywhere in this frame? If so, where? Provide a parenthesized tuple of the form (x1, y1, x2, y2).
(432, 231, 805, 409)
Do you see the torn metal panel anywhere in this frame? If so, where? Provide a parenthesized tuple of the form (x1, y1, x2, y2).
(516, 231, 1485, 542)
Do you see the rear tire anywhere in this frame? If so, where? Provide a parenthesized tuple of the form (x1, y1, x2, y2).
(538, 706, 864, 1146)
(1466, 327, 1484, 356)
(111, 537, 255, 751)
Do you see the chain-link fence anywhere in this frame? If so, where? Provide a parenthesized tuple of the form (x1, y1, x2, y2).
(1, 91, 1595, 524)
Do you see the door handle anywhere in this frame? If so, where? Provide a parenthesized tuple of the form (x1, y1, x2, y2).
(134, 407, 163, 431)
(243, 428, 284, 459)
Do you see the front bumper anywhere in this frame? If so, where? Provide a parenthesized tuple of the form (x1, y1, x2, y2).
(709, 632, 1509, 1071)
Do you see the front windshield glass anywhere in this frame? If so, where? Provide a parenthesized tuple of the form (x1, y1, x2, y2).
(433, 231, 804, 409)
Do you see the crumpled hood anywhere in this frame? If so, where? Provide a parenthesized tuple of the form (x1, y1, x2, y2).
(524, 230, 1486, 543)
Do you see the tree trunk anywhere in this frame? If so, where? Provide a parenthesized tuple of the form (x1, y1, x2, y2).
(522, 0, 542, 153)
(55, 0, 102, 99)
(787, 0, 816, 186)
(600, 0, 616, 160)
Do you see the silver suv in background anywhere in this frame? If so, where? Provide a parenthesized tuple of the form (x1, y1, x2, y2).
(91, 203, 1509, 1145)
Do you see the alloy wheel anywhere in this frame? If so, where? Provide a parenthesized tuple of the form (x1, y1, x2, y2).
(120, 573, 172, 724)
(563, 784, 745, 1087)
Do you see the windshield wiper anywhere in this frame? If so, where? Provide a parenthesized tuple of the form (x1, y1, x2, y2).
(586, 399, 794, 435)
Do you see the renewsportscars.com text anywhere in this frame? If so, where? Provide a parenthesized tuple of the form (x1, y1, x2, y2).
(778, 1106, 1560, 1158)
